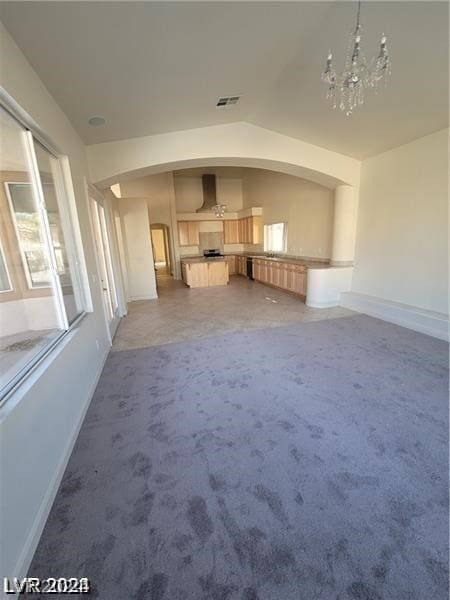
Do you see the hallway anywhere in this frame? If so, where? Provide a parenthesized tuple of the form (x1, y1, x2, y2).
(112, 274, 354, 352)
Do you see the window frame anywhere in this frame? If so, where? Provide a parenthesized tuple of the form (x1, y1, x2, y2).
(4, 180, 54, 290)
(264, 221, 288, 254)
(0, 235, 13, 293)
(0, 90, 92, 406)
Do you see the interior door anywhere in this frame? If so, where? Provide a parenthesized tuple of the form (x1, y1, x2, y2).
(90, 195, 120, 339)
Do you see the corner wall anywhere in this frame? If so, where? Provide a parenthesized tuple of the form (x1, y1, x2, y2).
(118, 197, 157, 300)
(242, 169, 334, 259)
(342, 128, 449, 338)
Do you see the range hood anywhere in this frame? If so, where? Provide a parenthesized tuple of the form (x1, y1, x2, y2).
(196, 174, 217, 212)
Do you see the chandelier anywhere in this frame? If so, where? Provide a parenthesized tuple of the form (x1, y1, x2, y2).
(321, 0, 390, 116)
(212, 204, 227, 218)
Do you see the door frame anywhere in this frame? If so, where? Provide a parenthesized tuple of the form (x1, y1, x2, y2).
(150, 222, 173, 275)
(86, 182, 126, 341)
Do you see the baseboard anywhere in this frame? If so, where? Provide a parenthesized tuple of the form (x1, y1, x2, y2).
(130, 294, 157, 301)
(307, 300, 342, 308)
(9, 346, 110, 594)
(340, 292, 449, 341)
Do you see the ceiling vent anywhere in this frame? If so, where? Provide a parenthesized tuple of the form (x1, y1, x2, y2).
(216, 96, 241, 108)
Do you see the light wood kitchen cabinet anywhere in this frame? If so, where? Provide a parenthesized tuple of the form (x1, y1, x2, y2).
(223, 216, 262, 245)
(252, 216, 262, 244)
(236, 255, 246, 275)
(224, 220, 239, 244)
(181, 259, 228, 287)
(251, 257, 306, 296)
(225, 255, 237, 275)
(178, 221, 199, 246)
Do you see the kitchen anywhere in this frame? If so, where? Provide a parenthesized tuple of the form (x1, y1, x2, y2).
(177, 172, 339, 305)
(113, 166, 353, 308)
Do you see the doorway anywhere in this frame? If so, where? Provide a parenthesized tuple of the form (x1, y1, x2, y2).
(89, 191, 121, 339)
(150, 223, 172, 276)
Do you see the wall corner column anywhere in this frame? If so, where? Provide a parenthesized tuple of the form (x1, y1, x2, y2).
(331, 184, 358, 266)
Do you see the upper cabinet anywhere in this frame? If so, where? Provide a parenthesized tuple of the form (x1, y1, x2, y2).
(178, 221, 200, 246)
(224, 220, 239, 244)
(178, 213, 262, 246)
(224, 216, 261, 245)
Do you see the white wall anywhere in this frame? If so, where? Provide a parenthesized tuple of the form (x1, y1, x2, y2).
(351, 129, 448, 315)
(87, 121, 360, 189)
(1, 297, 61, 337)
(242, 169, 334, 259)
(118, 198, 157, 300)
(0, 22, 111, 581)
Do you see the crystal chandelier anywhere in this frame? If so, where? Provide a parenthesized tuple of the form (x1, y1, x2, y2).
(212, 204, 226, 218)
(321, 0, 390, 116)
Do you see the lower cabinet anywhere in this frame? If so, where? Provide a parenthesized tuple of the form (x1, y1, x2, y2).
(226, 255, 237, 275)
(237, 256, 246, 275)
(252, 258, 306, 296)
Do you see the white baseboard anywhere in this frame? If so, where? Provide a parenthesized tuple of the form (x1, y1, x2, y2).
(130, 294, 157, 301)
(307, 300, 343, 308)
(10, 346, 110, 594)
(340, 292, 449, 341)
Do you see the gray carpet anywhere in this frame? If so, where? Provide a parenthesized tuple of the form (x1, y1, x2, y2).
(29, 314, 449, 600)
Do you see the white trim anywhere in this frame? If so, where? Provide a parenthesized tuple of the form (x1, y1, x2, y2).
(340, 291, 449, 341)
(7, 345, 110, 589)
(86, 189, 113, 346)
(0, 87, 63, 157)
(129, 295, 156, 301)
(89, 184, 127, 318)
(0, 236, 12, 292)
(25, 133, 68, 330)
(0, 312, 87, 406)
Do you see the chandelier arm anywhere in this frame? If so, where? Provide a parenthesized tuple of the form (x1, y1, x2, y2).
(356, 0, 362, 30)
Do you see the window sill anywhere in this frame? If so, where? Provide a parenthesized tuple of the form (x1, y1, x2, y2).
(0, 311, 88, 409)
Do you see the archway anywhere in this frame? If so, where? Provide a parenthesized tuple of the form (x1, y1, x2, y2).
(150, 222, 173, 276)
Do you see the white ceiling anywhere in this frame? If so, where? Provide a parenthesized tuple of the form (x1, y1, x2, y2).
(0, 1, 448, 159)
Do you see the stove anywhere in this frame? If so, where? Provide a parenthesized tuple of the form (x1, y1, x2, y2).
(203, 249, 223, 259)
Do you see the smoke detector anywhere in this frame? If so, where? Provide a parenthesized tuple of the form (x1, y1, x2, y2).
(88, 115, 106, 126)
(216, 96, 241, 108)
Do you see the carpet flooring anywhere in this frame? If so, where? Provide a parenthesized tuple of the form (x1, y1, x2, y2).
(29, 314, 449, 600)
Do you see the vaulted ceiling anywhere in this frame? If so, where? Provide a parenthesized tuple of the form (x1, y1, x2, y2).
(0, 1, 448, 159)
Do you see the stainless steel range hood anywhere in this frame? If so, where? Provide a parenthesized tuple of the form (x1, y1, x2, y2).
(196, 174, 217, 212)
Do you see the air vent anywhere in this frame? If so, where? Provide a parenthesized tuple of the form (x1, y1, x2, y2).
(216, 96, 241, 108)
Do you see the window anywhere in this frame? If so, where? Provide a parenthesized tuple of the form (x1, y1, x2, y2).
(264, 222, 287, 253)
(0, 104, 88, 401)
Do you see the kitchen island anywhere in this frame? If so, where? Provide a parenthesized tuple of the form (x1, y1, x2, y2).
(181, 257, 229, 288)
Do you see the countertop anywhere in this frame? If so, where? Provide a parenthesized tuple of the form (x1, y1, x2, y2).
(180, 253, 350, 270)
(181, 257, 227, 264)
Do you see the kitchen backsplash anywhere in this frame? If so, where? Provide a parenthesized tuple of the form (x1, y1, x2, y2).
(199, 232, 224, 253)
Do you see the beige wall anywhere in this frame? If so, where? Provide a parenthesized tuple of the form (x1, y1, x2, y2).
(242, 169, 334, 259)
(352, 128, 448, 315)
(118, 197, 157, 300)
(119, 173, 180, 277)
(174, 176, 244, 212)
(120, 173, 174, 226)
